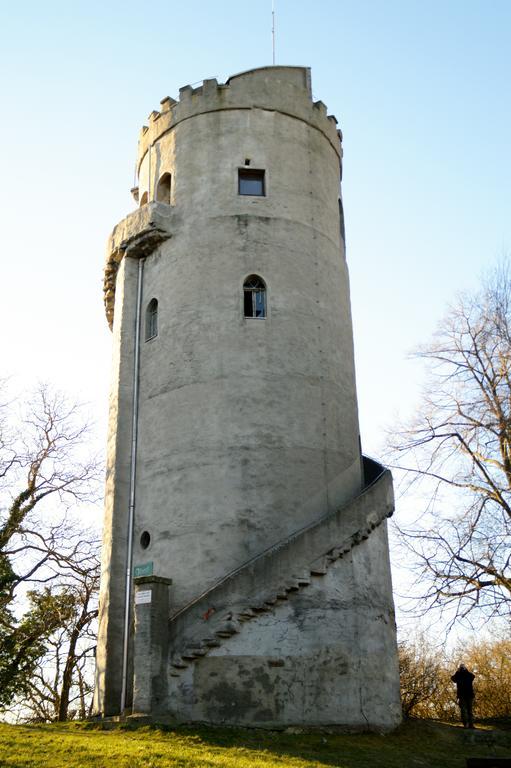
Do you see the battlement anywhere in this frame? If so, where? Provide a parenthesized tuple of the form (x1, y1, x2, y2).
(137, 66, 342, 170)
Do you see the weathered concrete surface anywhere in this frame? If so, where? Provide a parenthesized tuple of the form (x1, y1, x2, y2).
(132, 80, 361, 612)
(103, 203, 174, 329)
(94, 66, 400, 728)
(132, 576, 172, 715)
(173, 525, 400, 729)
(166, 462, 401, 729)
(168, 459, 393, 655)
(94, 255, 139, 716)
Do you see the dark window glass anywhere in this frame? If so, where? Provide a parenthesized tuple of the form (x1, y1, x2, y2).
(243, 275, 266, 319)
(239, 169, 265, 196)
(244, 290, 253, 318)
(146, 298, 158, 340)
(339, 198, 345, 243)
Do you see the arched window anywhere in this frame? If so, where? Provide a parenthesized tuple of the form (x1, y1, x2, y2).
(243, 275, 266, 319)
(146, 298, 158, 340)
(156, 172, 172, 204)
(140, 191, 149, 207)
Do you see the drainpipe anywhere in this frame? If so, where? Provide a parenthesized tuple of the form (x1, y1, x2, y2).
(120, 255, 145, 714)
(148, 144, 152, 202)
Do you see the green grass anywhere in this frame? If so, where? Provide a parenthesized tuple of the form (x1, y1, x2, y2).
(0, 718, 510, 768)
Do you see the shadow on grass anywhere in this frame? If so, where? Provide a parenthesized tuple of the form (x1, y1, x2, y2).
(77, 717, 511, 767)
(17, 717, 511, 768)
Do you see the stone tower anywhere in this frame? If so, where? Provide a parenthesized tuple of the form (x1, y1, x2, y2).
(94, 66, 401, 729)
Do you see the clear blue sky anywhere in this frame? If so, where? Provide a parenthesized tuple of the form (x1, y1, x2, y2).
(1, 0, 509, 631)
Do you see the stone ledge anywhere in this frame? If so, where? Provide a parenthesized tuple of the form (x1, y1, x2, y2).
(134, 576, 173, 586)
(103, 202, 174, 329)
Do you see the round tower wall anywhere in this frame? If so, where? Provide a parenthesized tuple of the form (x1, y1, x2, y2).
(129, 79, 361, 610)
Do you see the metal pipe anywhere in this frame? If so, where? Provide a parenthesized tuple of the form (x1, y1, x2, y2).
(120, 255, 145, 714)
(148, 144, 152, 201)
(272, 0, 276, 65)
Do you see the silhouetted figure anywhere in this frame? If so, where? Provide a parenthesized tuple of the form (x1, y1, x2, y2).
(451, 664, 475, 728)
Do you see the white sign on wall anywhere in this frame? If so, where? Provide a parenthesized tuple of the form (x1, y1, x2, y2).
(135, 589, 152, 605)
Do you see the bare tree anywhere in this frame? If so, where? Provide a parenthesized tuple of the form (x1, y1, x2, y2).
(399, 634, 448, 719)
(398, 633, 511, 722)
(389, 262, 511, 628)
(20, 542, 99, 722)
(0, 383, 100, 710)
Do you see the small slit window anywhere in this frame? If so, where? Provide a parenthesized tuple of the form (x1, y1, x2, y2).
(156, 172, 172, 204)
(239, 169, 265, 196)
(339, 198, 345, 243)
(146, 298, 158, 340)
(243, 275, 266, 319)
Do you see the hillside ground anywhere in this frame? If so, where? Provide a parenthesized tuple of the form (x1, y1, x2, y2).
(0, 717, 510, 768)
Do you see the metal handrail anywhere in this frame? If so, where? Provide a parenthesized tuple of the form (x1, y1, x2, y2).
(170, 455, 388, 622)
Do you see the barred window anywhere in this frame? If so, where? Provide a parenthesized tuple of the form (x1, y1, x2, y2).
(243, 275, 266, 319)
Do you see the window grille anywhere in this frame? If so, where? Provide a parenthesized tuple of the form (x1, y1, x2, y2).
(243, 275, 266, 318)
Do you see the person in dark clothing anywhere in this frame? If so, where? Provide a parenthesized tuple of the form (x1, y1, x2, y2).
(451, 664, 475, 728)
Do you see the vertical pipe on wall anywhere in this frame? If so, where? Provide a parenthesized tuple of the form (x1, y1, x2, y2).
(148, 144, 152, 202)
(120, 255, 145, 714)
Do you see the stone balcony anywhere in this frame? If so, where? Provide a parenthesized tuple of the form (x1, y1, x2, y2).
(103, 202, 174, 329)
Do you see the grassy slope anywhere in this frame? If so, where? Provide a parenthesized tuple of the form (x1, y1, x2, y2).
(0, 719, 510, 768)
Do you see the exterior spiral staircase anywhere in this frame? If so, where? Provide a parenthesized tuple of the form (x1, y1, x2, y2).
(166, 456, 394, 684)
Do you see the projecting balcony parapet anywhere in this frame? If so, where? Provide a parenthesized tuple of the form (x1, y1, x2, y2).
(103, 202, 174, 329)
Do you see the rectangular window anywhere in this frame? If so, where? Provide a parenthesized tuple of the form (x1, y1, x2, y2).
(254, 290, 266, 317)
(239, 169, 265, 196)
(244, 290, 254, 317)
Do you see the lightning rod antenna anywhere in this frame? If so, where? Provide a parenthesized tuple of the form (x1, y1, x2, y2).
(272, 0, 276, 65)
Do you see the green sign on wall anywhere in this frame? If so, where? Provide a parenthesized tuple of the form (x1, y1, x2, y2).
(133, 561, 153, 578)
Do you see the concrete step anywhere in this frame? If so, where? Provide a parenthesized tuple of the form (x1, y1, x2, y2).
(250, 602, 270, 612)
(293, 574, 311, 586)
(184, 645, 208, 657)
(215, 620, 240, 638)
(202, 636, 221, 647)
(285, 580, 300, 592)
(238, 608, 256, 620)
(310, 561, 328, 575)
(171, 657, 189, 669)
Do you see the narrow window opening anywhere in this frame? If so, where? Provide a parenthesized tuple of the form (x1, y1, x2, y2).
(146, 298, 158, 340)
(140, 190, 149, 207)
(156, 172, 172, 204)
(338, 198, 345, 243)
(140, 531, 151, 549)
(244, 158, 251, 166)
(239, 168, 265, 196)
(243, 275, 266, 319)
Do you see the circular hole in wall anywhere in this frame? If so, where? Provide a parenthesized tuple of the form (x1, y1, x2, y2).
(140, 531, 151, 550)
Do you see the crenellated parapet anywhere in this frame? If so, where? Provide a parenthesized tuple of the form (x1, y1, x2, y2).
(137, 66, 342, 172)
